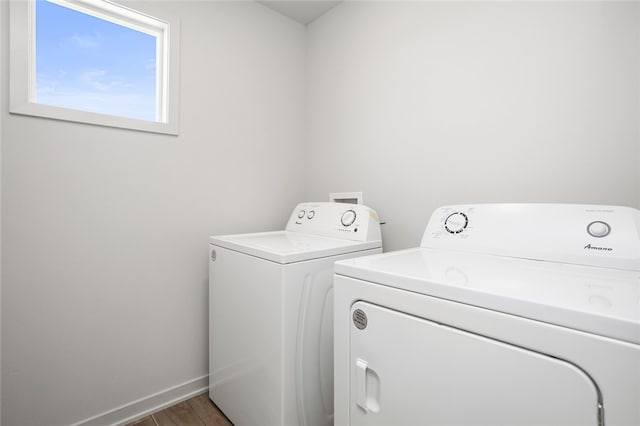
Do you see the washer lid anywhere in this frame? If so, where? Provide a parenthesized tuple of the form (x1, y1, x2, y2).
(210, 230, 381, 264)
(335, 248, 640, 345)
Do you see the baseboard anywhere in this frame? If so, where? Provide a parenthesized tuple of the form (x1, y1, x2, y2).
(72, 375, 209, 426)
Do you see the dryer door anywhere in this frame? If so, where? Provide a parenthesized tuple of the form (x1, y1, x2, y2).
(349, 302, 601, 426)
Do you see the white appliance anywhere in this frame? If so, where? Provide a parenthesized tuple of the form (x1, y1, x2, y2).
(334, 204, 640, 426)
(209, 202, 382, 426)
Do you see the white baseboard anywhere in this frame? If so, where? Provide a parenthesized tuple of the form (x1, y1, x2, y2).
(72, 375, 209, 426)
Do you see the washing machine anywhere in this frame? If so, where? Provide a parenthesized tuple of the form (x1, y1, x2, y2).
(209, 202, 382, 426)
(334, 204, 640, 426)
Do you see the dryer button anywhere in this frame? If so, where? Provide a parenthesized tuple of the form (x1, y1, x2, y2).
(587, 221, 610, 238)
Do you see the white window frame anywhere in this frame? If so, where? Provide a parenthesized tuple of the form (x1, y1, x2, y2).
(9, 0, 180, 135)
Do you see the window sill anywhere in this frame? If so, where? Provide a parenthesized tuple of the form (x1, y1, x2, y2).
(10, 101, 179, 135)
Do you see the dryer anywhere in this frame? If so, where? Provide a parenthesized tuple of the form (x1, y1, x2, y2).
(334, 204, 639, 426)
(209, 202, 382, 426)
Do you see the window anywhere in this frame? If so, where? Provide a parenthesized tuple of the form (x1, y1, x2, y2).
(10, 0, 180, 134)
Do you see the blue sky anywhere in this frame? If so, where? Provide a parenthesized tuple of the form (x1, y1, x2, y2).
(36, 0, 157, 121)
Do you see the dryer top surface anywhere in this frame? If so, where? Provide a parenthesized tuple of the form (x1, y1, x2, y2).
(335, 247, 640, 345)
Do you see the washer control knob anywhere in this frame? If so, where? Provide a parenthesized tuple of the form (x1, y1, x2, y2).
(444, 212, 468, 234)
(307, 210, 315, 219)
(587, 221, 611, 238)
(341, 209, 357, 227)
(297, 209, 305, 219)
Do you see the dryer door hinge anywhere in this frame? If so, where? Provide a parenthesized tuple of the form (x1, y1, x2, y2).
(597, 403, 605, 426)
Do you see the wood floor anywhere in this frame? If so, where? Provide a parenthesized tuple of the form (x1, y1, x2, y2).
(127, 394, 233, 426)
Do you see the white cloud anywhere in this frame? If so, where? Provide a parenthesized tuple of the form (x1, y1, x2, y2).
(36, 72, 60, 94)
(79, 69, 125, 92)
(80, 70, 109, 91)
(66, 33, 101, 49)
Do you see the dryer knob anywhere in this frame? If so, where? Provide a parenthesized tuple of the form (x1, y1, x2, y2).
(444, 212, 468, 234)
(298, 209, 306, 219)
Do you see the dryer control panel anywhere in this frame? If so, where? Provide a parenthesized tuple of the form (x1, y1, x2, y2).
(286, 202, 381, 243)
(421, 204, 640, 271)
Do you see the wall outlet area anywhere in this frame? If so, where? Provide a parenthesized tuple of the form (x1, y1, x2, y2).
(330, 192, 363, 205)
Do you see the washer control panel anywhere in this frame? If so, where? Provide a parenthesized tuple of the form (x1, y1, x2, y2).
(421, 204, 640, 271)
(286, 202, 381, 242)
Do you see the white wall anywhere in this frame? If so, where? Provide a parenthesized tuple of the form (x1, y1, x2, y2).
(0, 0, 3, 422)
(1, 1, 305, 425)
(306, 1, 640, 251)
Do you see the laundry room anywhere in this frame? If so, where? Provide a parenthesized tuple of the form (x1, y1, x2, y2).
(0, 1, 638, 425)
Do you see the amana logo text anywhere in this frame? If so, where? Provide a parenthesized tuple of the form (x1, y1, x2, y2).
(584, 244, 613, 252)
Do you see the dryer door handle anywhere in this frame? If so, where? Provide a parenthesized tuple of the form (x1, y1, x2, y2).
(355, 358, 381, 414)
(356, 358, 368, 412)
